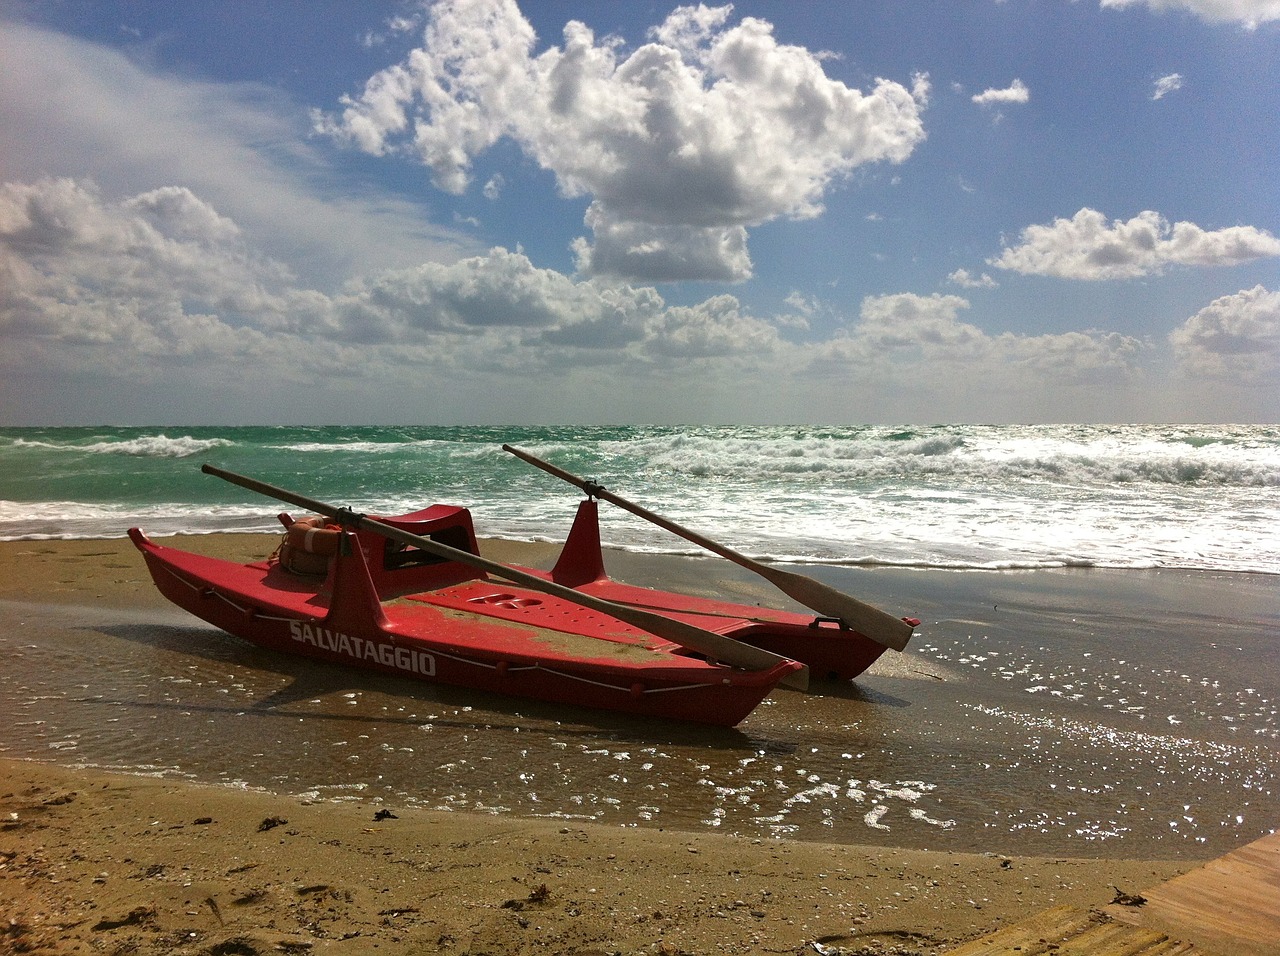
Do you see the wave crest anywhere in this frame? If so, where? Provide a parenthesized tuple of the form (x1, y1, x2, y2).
(16, 434, 234, 458)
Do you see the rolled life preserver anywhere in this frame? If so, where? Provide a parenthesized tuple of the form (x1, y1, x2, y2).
(286, 515, 342, 555)
(279, 515, 341, 575)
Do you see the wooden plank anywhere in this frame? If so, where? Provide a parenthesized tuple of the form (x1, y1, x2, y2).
(1108, 829, 1280, 955)
(950, 829, 1280, 956)
(943, 905, 1202, 956)
(943, 904, 1093, 954)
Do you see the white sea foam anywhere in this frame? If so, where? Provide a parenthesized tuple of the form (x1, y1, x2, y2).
(599, 425, 1279, 488)
(14, 434, 233, 458)
(275, 440, 442, 454)
(0, 499, 281, 539)
(3, 424, 1277, 573)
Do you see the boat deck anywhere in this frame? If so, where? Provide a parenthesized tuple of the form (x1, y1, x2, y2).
(407, 579, 668, 648)
(143, 536, 720, 673)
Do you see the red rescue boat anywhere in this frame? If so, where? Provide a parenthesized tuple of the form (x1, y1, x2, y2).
(128, 458, 916, 726)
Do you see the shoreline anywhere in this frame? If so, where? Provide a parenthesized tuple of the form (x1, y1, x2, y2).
(7, 530, 1274, 724)
(6, 528, 1277, 580)
(3, 533, 1275, 953)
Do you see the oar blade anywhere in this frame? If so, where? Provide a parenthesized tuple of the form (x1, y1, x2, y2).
(757, 565, 915, 651)
(777, 666, 809, 691)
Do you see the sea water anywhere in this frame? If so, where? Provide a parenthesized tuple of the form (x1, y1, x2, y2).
(2, 423, 1277, 573)
(1, 424, 1277, 858)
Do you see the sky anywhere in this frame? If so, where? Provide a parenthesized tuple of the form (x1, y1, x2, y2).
(1, 0, 1278, 425)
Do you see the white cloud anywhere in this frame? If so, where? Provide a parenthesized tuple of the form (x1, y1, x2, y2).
(1152, 73, 1185, 99)
(570, 208, 753, 283)
(645, 295, 785, 358)
(318, 0, 929, 282)
(1, 176, 1259, 423)
(812, 293, 1145, 386)
(363, 12, 424, 48)
(338, 253, 788, 366)
(948, 268, 999, 289)
(0, 178, 332, 377)
(0, 176, 776, 374)
(1099, 0, 1280, 29)
(990, 208, 1280, 280)
(1170, 285, 1280, 377)
(971, 78, 1030, 106)
(340, 245, 652, 339)
(857, 293, 983, 350)
(784, 291, 818, 317)
(0, 18, 472, 288)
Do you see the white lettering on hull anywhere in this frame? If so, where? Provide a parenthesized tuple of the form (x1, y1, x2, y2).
(288, 621, 436, 677)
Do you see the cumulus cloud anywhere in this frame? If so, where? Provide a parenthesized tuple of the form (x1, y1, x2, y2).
(326, 253, 788, 365)
(645, 295, 785, 358)
(948, 268, 999, 289)
(1170, 285, 1280, 376)
(4, 176, 1258, 422)
(812, 292, 1145, 383)
(0, 178, 299, 349)
(317, 0, 929, 282)
(989, 208, 1280, 280)
(1099, 0, 1280, 29)
(857, 293, 983, 349)
(339, 245, 669, 347)
(570, 210, 753, 283)
(0, 18, 472, 286)
(1152, 73, 1185, 99)
(971, 78, 1030, 106)
(0, 176, 780, 377)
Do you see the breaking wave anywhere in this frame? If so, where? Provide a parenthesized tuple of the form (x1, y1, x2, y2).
(15, 434, 233, 459)
(2, 424, 1277, 573)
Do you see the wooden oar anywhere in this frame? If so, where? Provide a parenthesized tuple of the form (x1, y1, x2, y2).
(201, 464, 808, 690)
(502, 444, 915, 652)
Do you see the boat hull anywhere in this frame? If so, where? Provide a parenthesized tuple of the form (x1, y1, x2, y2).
(128, 498, 900, 726)
(129, 529, 795, 726)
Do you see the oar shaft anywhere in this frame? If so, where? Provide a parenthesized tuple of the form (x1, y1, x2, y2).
(502, 445, 915, 652)
(201, 464, 807, 688)
(503, 444, 750, 565)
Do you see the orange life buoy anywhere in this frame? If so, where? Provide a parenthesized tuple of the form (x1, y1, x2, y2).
(286, 515, 342, 555)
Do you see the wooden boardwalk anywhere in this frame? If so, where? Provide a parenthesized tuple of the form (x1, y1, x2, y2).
(945, 829, 1280, 956)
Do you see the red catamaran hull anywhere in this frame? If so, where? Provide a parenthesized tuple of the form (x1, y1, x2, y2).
(129, 500, 888, 726)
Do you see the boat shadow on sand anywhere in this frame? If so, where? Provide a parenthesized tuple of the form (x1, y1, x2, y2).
(85, 618, 911, 751)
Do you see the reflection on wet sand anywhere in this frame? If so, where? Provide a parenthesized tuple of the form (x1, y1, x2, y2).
(4, 559, 1276, 862)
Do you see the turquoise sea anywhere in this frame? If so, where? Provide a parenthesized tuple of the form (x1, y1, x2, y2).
(2, 423, 1277, 574)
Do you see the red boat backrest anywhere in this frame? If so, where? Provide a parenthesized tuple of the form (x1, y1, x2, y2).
(355, 506, 481, 585)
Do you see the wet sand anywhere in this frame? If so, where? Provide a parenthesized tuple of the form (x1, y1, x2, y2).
(2, 534, 1277, 954)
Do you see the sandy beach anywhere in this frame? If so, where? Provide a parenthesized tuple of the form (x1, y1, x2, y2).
(2, 533, 1275, 954)
(2, 758, 1188, 956)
